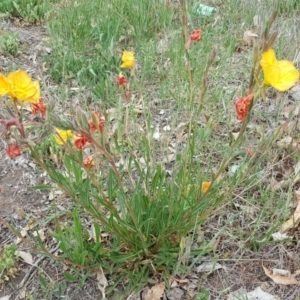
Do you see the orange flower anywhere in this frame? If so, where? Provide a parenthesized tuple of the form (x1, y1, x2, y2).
(235, 94, 254, 121)
(117, 73, 128, 87)
(186, 30, 202, 49)
(74, 134, 90, 150)
(190, 30, 202, 42)
(83, 156, 95, 169)
(201, 181, 211, 193)
(6, 143, 21, 158)
(31, 98, 47, 117)
(89, 112, 105, 133)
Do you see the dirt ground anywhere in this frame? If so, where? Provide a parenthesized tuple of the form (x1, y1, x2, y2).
(1, 19, 300, 300)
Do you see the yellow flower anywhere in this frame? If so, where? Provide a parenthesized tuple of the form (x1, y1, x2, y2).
(120, 51, 135, 69)
(0, 74, 10, 96)
(54, 128, 73, 145)
(201, 181, 211, 193)
(0, 69, 40, 103)
(260, 49, 299, 92)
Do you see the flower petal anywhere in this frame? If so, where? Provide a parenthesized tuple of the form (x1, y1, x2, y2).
(273, 61, 299, 92)
(7, 69, 32, 89)
(7, 70, 40, 102)
(260, 48, 277, 66)
(55, 129, 73, 145)
(261, 64, 281, 86)
(0, 74, 10, 96)
(120, 51, 135, 69)
(260, 49, 299, 92)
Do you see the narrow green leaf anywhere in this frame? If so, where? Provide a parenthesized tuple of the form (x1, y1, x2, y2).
(38, 275, 47, 288)
(63, 271, 78, 282)
(31, 185, 54, 191)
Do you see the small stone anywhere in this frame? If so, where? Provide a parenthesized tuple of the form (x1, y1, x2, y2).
(13, 213, 22, 220)
(45, 47, 52, 54)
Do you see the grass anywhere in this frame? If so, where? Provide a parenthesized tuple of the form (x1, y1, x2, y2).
(0, 0, 300, 298)
(0, 0, 57, 24)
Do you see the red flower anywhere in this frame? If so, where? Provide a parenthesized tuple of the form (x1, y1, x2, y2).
(88, 112, 105, 133)
(190, 30, 202, 42)
(74, 134, 90, 150)
(117, 74, 128, 87)
(83, 156, 95, 169)
(6, 143, 21, 158)
(235, 94, 254, 121)
(31, 98, 47, 117)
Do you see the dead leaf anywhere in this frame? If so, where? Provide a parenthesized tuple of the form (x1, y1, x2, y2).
(18, 251, 33, 265)
(15, 228, 27, 244)
(227, 288, 247, 300)
(281, 194, 300, 232)
(174, 278, 189, 284)
(48, 189, 64, 201)
(163, 153, 176, 163)
(96, 268, 108, 298)
(271, 231, 289, 241)
(263, 265, 300, 285)
(277, 136, 298, 149)
(166, 287, 184, 300)
(0, 296, 11, 300)
(175, 122, 188, 143)
(273, 268, 291, 277)
(194, 261, 226, 273)
(32, 228, 46, 242)
(16, 208, 26, 218)
(143, 282, 165, 300)
(228, 287, 280, 300)
(23, 217, 38, 231)
(243, 29, 258, 46)
(270, 177, 292, 192)
(231, 132, 239, 141)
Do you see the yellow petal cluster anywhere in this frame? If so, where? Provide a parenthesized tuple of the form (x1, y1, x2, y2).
(0, 70, 40, 103)
(260, 49, 299, 92)
(54, 128, 73, 145)
(120, 51, 135, 69)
